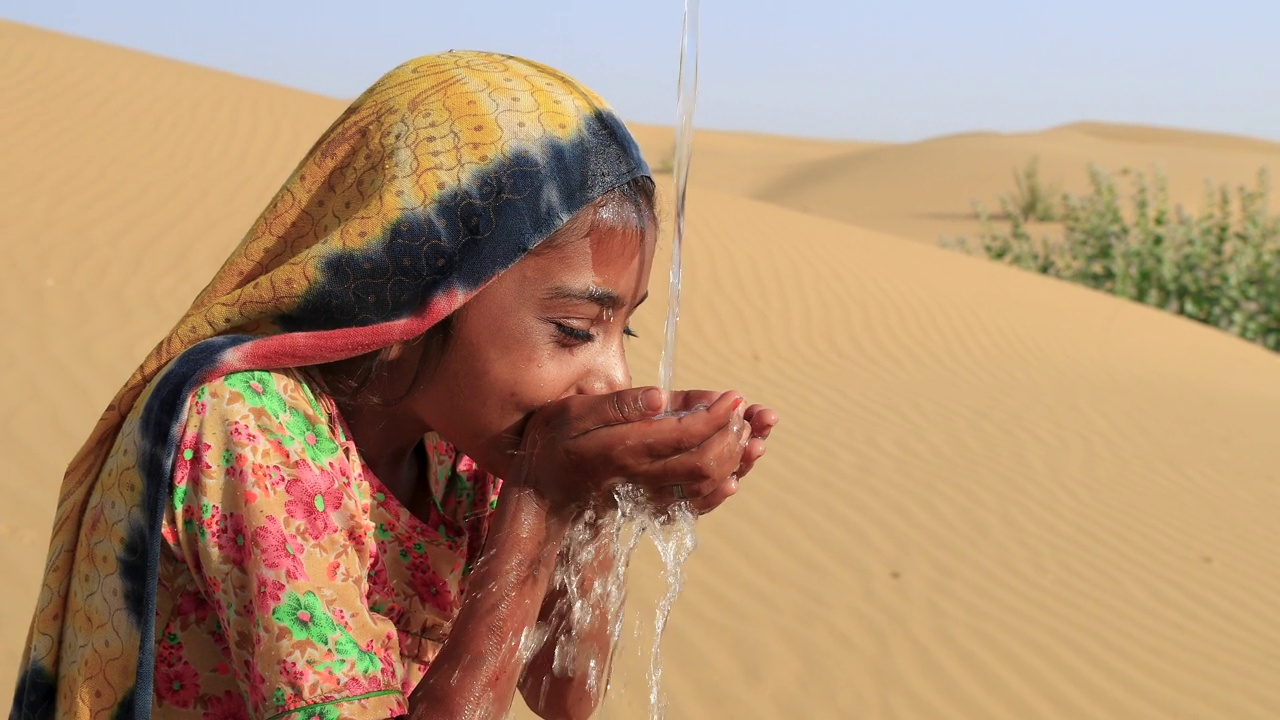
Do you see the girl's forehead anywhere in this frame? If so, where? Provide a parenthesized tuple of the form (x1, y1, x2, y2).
(517, 230, 652, 288)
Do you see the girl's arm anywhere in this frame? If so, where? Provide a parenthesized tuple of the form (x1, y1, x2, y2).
(518, 523, 619, 720)
(409, 387, 760, 719)
(516, 399, 780, 719)
(406, 482, 570, 719)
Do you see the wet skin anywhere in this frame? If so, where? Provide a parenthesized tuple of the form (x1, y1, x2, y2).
(336, 222, 779, 720)
(342, 225, 777, 517)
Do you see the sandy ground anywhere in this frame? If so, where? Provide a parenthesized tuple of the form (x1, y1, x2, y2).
(5, 20, 1280, 719)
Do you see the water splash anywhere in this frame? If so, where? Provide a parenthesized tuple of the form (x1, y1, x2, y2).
(644, 500, 698, 719)
(515, 486, 698, 718)
(517, 487, 649, 701)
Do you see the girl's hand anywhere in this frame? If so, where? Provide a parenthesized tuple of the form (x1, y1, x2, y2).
(512, 387, 756, 517)
(737, 402, 778, 481)
(661, 391, 778, 484)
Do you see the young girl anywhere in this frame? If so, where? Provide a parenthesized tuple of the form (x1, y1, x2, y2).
(12, 51, 776, 720)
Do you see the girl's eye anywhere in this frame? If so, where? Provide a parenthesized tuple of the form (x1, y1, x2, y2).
(623, 326, 638, 338)
(554, 323, 595, 343)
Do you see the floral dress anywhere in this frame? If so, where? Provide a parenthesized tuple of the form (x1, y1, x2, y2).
(151, 369, 502, 720)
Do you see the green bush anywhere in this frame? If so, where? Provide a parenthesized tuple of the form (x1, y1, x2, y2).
(945, 163, 1280, 351)
(1011, 155, 1061, 222)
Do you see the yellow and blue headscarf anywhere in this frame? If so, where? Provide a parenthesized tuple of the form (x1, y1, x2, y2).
(12, 51, 649, 719)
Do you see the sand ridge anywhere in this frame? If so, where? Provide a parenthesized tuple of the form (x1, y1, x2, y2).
(5, 19, 1280, 718)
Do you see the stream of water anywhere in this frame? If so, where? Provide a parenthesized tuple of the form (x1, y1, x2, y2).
(517, 3, 701, 717)
(658, 0, 699, 403)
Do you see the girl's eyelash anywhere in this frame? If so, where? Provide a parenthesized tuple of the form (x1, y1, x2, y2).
(552, 323, 639, 341)
(554, 323, 594, 342)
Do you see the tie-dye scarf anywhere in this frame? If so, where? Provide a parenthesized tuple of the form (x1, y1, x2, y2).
(11, 51, 649, 720)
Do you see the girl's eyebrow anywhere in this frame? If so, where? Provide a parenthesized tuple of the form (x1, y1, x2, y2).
(542, 284, 616, 307)
(545, 285, 620, 308)
(545, 285, 649, 310)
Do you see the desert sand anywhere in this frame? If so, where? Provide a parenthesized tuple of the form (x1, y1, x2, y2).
(4, 19, 1280, 719)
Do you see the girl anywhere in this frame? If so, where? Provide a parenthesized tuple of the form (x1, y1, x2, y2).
(12, 51, 776, 720)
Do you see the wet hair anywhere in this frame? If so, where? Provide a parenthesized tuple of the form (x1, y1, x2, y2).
(300, 174, 657, 407)
(533, 174, 657, 255)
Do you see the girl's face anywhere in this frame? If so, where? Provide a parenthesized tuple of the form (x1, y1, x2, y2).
(408, 224, 657, 479)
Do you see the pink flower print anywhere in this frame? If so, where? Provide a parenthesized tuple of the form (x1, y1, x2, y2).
(216, 511, 250, 566)
(380, 653, 401, 687)
(249, 463, 288, 497)
(203, 690, 249, 720)
(455, 454, 477, 475)
(174, 589, 211, 624)
(410, 566, 455, 613)
(223, 461, 247, 488)
(201, 503, 221, 535)
(431, 440, 454, 462)
(229, 420, 260, 445)
(246, 658, 268, 708)
(157, 622, 183, 663)
(282, 659, 312, 686)
(251, 515, 308, 581)
(173, 434, 212, 487)
(155, 659, 200, 708)
(335, 458, 354, 484)
(343, 676, 378, 695)
(252, 572, 285, 616)
(210, 621, 227, 648)
(265, 464, 288, 489)
(347, 527, 367, 551)
(284, 461, 345, 539)
(367, 552, 390, 592)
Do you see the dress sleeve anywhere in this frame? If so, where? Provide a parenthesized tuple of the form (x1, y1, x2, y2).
(164, 370, 409, 720)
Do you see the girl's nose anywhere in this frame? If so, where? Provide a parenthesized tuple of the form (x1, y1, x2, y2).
(586, 345, 632, 395)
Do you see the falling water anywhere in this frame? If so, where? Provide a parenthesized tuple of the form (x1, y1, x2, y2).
(644, 1, 701, 716)
(658, 0, 700, 401)
(644, 502, 697, 719)
(641, 1, 702, 716)
(517, 4, 702, 718)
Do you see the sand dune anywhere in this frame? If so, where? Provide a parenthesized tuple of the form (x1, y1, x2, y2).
(629, 124, 875, 200)
(5, 19, 1280, 718)
(754, 123, 1280, 245)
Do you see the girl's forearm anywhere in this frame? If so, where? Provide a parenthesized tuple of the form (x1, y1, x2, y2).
(407, 483, 569, 720)
(519, 528, 619, 720)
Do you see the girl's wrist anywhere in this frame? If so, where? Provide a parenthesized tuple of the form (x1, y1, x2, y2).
(496, 480, 573, 548)
(505, 454, 584, 526)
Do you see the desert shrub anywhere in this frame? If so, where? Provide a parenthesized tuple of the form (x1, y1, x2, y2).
(945, 164, 1280, 351)
(651, 144, 676, 174)
(1011, 155, 1061, 222)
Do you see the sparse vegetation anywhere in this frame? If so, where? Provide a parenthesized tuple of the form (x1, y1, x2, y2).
(1010, 155, 1061, 221)
(651, 144, 676, 174)
(945, 161, 1280, 352)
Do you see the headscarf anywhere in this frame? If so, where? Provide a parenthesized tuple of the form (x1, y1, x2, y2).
(11, 50, 649, 720)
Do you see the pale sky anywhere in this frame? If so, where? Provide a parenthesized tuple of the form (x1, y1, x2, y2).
(5, 0, 1279, 143)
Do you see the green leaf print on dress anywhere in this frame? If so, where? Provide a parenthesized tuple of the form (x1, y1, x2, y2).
(224, 371, 290, 418)
(272, 590, 339, 645)
(282, 410, 341, 465)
